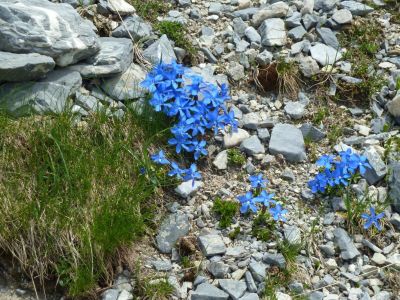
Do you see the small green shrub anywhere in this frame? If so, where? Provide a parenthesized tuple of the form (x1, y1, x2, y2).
(228, 227, 241, 240)
(251, 212, 276, 241)
(227, 148, 246, 166)
(212, 198, 239, 228)
(312, 107, 329, 125)
(155, 21, 195, 55)
(337, 19, 385, 102)
(130, 0, 170, 22)
(327, 125, 343, 145)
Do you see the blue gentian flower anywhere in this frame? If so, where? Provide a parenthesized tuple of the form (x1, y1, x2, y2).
(237, 191, 258, 213)
(168, 162, 186, 179)
(185, 140, 208, 160)
(309, 150, 372, 194)
(151, 150, 170, 165)
(205, 109, 226, 135)
(139, 167, 146, 175)
(349, 154, 371, 175)
(316, 154, 335, 169)
(183, 163, 202, 186)
(332, 167, 351, 186)
(249, 174, 268, 189)
(361, 207, 385, 231)
(254, 190, 276, 208)
(269, 204, 287, 222)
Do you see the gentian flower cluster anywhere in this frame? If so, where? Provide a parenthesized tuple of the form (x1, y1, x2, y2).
(145, 62, 237, 186)
(237, 174, 287, 222)
(142, 61, 238, 160)
(308, 149, 371, 194)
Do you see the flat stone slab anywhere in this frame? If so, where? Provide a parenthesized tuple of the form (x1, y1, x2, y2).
(333, 228, 360, 260)
(198, 234, 226, 257)
(0, 52, 55, 82)
(240, 135, 265, 155)
(155, 212, 190, 254)
(310, 43, 342, 66)
(219, 279, 247, 300)
(101, 63, 147, 101)
(0, 0, 99, 67)
(362, 146, 387, 185)
(0, 69, 81, 117)
(192, 283, 229, 300)
(339, 1, 374, 16)
(143, 35, 177, 65)
(269, 123, 306, 162)
(68, 37, 133, 78)
(263, 253, 286, 269)
(112, 15, 153, 41)
(259, 18, 287, 47)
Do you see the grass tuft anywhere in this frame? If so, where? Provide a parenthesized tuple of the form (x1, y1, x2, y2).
(212, 197, 239, 228)
(0, 106, 172, 297)
(155, 20, 196, 56)
(130, 0, 170, 23)
(337, 18, 386, 102)
(227, 148, 246, 166)
(251, 211, 276, 241)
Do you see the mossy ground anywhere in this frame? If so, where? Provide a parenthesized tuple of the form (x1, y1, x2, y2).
(0, 104, 173, 297)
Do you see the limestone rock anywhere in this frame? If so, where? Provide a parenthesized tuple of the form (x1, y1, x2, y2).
(269, 123, 307, 162)
(101, 63, 146, 101)
(0, 69, 81, 117)
(68, 37, 133, 78)
(0, 52, 55, 82)
(0, 0, 99, 67)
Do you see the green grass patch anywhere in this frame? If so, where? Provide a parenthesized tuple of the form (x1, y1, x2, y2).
(227, 148, 246, 166)
(327, 124, 343, 145)
(212, 197, 239, 228)
(337, 19, 386, 102)
(154, 20, 196, 55)
(0, 106, 173, 297)
(312, 107, 329, 125)
(130, 0, 170, 23)
(251, 211, 276, 241)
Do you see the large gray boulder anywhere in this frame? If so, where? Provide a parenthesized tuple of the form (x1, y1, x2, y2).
(68, 37, 133, 78)
(0, 69, 82, 116)
(387, 94, 400, 125)
(143, 35, 177, 65)
(269, 123, 307, 162)
(0, 51, 55, 82)
(389, 162, 400, 213)
(101, 63, 146, 101)
(0, 0, 99, 67)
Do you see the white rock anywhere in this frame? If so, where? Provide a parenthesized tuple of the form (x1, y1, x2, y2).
(107, 0, 136, 15)
(223, 129, 250, 148)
